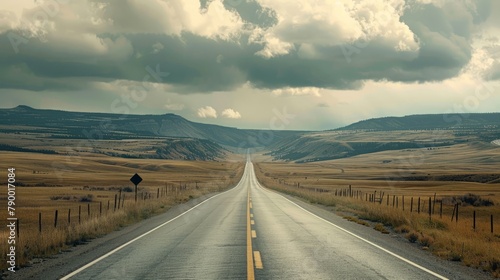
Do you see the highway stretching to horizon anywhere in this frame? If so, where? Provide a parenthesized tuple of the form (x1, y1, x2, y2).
(40, 157, 493, 279)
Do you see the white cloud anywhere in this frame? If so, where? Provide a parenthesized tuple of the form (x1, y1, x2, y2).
(197, 106, 217, 118)
(221, 108, 242, 119)
(165, 101, 184, 111)
(251, 0, 419, 57)
(272, 87, 321, 97)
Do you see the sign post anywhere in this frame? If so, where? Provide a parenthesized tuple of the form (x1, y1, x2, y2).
(130, 173, 143, 202)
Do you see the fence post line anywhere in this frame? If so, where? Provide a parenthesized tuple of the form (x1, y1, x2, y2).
(87, 203, 90, 218)
(418, 197, 421, 214)
(387, 194, 389, 206)
(157, 188, 160, 199)
(54, 210, 58, 228)
(410, 197, 413, 212)
(114, 194, 117, 211)
(16, 219, 19, 238)
(402, 196, 405, 211)
(107, 200, 110, 211)
(79, 205, 81, 224)
(68, 209, 71, 225)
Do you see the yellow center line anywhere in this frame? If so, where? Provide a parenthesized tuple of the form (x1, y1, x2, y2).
(250, 202, 253, 208)
(251, 220, 255, 225)
(254, 251, 263, 269)
(247, 189, 255, 280)
(252, 230, 257, 238)
(250, 214, 254, 218)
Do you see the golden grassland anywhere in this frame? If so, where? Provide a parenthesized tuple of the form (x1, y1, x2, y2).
(253, 143, 500, 277)
(0, 151, 245, 271)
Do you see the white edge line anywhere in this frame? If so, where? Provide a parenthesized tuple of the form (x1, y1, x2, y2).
(252, 169, 449, 280)
(61, 168, 248, 280)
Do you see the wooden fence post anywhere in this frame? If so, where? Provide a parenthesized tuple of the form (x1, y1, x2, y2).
(433, 193, 437, 215)
(54, 210, 58, 228)
(410, 197, 413, 212)
(428, 197, 431, 221)
(456, 203, 459, 223)
(68, 209, 71, 225)
(100, 201, 102, 217)
(87, 203, 90, 218)
(402, 196, 405, 211)
(451, 204, 456, 222)
(491, 215, 494, 233)
(79, 205, 81, 224)
(440, 200, 443, 219)
(118, 189, 122, 210)
(417, 197, 421, 214)
(473, 211, 476, 231)
(39, 212, 42, 233)
(114, 194, 117, 211)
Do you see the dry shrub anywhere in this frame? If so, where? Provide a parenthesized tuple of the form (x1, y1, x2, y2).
(406, 231, 420, 243)
(374, 223, 390, 234)
(419, 234, 435, 247)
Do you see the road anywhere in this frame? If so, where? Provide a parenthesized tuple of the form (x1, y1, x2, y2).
(51, 159, 488, 279)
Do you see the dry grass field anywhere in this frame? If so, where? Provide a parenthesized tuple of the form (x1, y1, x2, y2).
(0, 151, 245, 270)
(253, 142, 500, 277)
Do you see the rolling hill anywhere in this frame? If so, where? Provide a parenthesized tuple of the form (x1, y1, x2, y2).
(335, 113, 500, 132)
(0, 106, 302, 147)
(268, 113, 500, 163)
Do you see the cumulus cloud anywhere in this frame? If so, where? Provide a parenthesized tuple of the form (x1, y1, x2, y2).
(272, 87, 321, 96)
(197, 106, 217, 118)
(221, 108, 242, 119)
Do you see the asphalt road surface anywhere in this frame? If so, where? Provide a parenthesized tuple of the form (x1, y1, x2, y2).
(26, 159, 491, 279)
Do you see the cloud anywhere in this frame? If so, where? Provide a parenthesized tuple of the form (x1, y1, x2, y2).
(221, 108, 242, 119)
(0, 0, 497, 94)
(272, 87, 321, 96)
(164, 100, 184, 111)
(197, 106, 217, 118)
(151, 42, 164, 54)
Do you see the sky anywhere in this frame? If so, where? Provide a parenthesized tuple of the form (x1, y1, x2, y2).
(0, 0, 499, 130)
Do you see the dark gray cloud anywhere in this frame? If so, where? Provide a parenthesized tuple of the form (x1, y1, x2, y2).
(0, 0, 497, 94)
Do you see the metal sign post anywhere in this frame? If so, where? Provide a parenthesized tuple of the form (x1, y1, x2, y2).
(130, 173, 143, 202)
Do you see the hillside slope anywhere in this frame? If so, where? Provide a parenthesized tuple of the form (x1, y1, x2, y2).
(0, 106, 301, 148)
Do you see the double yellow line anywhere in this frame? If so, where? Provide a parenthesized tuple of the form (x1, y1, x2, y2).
(247, 189, 255, 280)
(247, 188, 263, 280)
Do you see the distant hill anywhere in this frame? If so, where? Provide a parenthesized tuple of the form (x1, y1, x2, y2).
(335, 113, 500, 131)
(268, 113, 500, 162)
(0, 106, 302, 148)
